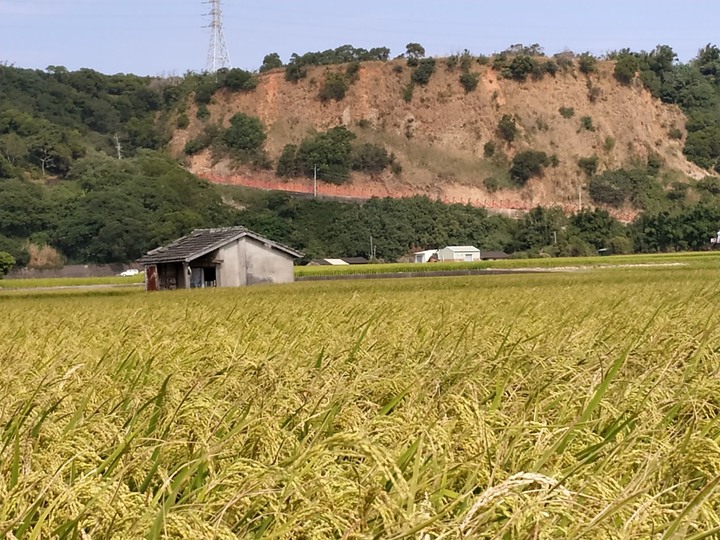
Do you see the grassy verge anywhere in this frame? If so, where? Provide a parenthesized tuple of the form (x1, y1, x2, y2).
(0, 274, 145, 289)
(295, 251, 720, 276)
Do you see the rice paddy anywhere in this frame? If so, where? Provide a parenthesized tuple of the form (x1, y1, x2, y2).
(2, 263, 720, 538)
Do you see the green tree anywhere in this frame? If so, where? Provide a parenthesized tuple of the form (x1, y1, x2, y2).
(296, 126, 356, 184)
(222, 113, 267, 156)
(276, 144, 300, 177)
(0, 251, 15, 276)
(510, 151, 549, 185)
(405, 43, 426, 66)
(260, 53, 283, 72)
(569, 209, 624, 249)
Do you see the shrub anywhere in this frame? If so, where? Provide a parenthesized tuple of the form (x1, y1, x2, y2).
(295, 126, 356, 184)
(604, 136, 616, 152)
(0, 251, 15, 276)
(194, 82, 215, 105)
(578, 155, 599, 177)
(276, 144, 300, 177)
(476, 55, 490, 65)
(285, 63, 307, 82)
(392, 64, 404, 74)
(176, 114, 189, 129)
(196, 105, 210, 121)
(402, 83, 414, 103)
(587, 81, 602, 103)
(411, 58, 436, 85)
(483, 141, 496, 158)
(614, 55, 638, 85)
(588, 168, 658, 208)
(543, 60, 559, 77)
(505, 55, 537, 81)
(390, 161, 403, 175)
(222, 113, 266, 156)
(351, 143, 391, 173)
(559, 106, 575, 119)
(669, 127, 683, 140)
(346, 61, 361, 81)
(497, 114, 518, 142)
(260, 52, 283, 72)
(647, 153, 663, 175)
(580, 116, 595, 131)
(549, 154, 560, 167)
(578, 53, 598, 74)
(607, 235, 633, 254)
(319, 71, 349, 101)
(510, 150, 549, 184)
(184, 137, 208, 155)
(459, 72, 479, 93)
(221, 68, 257, 91)
(484, 176, 500, 192)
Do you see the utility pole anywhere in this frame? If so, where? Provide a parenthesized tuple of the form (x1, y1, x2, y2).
(114, 133, 123, 160)
(313, 165, 317, 198)
(370, 235, 374, 261)
(204, 0, 231, 73)
(578, 182, 582, 211)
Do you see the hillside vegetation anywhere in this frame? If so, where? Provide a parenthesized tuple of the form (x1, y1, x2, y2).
(2, 43, 720, 269)
(176, 44, 720, 208)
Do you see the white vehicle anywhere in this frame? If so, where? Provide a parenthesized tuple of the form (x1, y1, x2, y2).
(119, 269, 140, 277)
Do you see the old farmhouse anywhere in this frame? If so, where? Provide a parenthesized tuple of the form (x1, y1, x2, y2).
(138, 226, 302, 291)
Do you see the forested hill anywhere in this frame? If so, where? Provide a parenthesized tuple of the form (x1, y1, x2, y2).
(1, 43, 720, 271)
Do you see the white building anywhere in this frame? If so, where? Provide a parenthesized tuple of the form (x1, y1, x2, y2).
(437, 246, 482, 262)
(413, 249, 438, 263)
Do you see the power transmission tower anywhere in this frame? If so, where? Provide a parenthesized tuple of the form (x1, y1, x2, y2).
(204, 0, 231, 73)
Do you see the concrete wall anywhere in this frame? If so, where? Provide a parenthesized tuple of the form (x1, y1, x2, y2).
(243, 237, 294, 285)
(216, 237, 294, 287)
(217, 239, 244, 287)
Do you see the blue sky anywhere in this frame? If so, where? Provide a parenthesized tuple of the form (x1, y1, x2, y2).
(0, 0, 718, 75)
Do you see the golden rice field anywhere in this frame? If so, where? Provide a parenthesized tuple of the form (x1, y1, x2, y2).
(2, 263, 720, 539)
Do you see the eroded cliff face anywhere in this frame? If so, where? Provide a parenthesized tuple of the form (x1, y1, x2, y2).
(171, 59, 704, 208)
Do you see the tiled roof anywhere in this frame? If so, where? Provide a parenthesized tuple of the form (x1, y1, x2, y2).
(138, 226, 302, 264)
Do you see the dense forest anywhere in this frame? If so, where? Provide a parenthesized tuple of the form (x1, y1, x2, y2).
(1, 41, 720, 272)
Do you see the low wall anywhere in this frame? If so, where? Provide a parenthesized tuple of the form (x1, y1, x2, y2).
(7, 264, 138, 279)
(201, 173, 638, 222)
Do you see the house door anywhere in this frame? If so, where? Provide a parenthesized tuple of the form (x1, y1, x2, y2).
(464, 253, 473, 262)
(190, 267, 218, 288)
(190, 267, 203, 288)
(145, 265, 158, 291)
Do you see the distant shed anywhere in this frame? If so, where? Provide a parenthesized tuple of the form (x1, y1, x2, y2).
(437, 246, 482, 262)
(480, 250, 510, 260)
(138, 226, 302, 291)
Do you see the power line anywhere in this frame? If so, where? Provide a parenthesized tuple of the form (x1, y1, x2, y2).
(203, 0, 231, 72)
